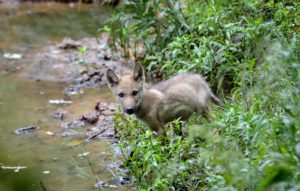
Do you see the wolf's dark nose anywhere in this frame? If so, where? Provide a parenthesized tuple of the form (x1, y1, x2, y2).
(126, 108, 134, 115)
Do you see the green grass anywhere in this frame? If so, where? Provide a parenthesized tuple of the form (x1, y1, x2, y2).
(102, 0, 300, 190)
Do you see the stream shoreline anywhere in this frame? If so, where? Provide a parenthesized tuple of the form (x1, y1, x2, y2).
(1, 35, 132, 191)
(0, 2, 133, 189)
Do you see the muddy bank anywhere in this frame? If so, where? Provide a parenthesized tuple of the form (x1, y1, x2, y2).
(20, 36, 112, 81)
(10, 34, 128, 138)
(4, 35, 130, 95)
(2, 34, 130, 141)
(56, 101, 118, 139)
(1, 23, 129, 142)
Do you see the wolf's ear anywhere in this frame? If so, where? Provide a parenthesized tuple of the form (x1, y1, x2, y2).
(133, 63, 145, 82)
(106, 69, 119, 87)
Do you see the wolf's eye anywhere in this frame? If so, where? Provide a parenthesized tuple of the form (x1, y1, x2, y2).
(118, 92, 124, 98)
(132, 90, 139, 96)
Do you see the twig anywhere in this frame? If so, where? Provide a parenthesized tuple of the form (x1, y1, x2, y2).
(40, 181, 47, 191)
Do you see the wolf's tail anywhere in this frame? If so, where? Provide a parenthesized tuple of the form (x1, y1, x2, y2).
(210, 93, 222, 106)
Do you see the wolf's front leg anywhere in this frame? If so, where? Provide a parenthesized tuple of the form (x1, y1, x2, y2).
(156, 127, 166, 137)
(153, 125, 169, 145)
(148, 123, 166, 138)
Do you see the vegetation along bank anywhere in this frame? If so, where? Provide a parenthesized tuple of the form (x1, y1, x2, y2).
(102, 0, 300, 190)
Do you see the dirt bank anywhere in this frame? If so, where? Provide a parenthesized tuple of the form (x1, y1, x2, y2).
(2, 34, 131, 98)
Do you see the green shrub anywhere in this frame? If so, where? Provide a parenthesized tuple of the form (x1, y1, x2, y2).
(102, 0, 300, 190)
(114, 40, 300, 190)
(103, 1, 298, 93)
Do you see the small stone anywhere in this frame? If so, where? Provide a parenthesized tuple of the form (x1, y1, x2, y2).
(3, 53, 22, 60)
(94, 181, 105, 189)
(43, 171, 50, 174)
(61, 120, 85, 129)
(81, 112, 99, 124)
(49, 99, 73, 104)
(46, 131, 54, 136)
(14, 126, 40, 135)
(52, 110, 68, 120)
(60, 129, 78, 137)
(78, 152, 90, 157)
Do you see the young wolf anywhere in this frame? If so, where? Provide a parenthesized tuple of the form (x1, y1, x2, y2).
(106, 63, 220, 136)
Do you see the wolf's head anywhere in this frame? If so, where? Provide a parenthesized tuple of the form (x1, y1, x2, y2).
(106, 63, 145, 115)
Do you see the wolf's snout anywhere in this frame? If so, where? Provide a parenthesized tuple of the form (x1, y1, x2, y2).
(125, 108, 135, 115)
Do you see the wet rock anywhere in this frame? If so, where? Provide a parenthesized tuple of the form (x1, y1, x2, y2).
(94, 181, 105, 189)
(74, 102, 118, 140)
(64, 69, 105, 95)
(110, 143, 124, 156)
(56, 38, 81, 49)
(108, 161, 124, 170)
(94, 181, 119, 189)
(95, 102, 117, 112)
(51, 110, 68, 120)
(60, 119, 85, 129)
(119, 176, 131, 185)
(55, 102, 118, 140)
(93, 102, 118, 138)
(60, 129, 78, 137)
(75, 73, 90, 83)
(81, 112, 99, 124)
(102, 109, 113, 116)
(96, 116, 116, 138)
(14, 126, 40, 135)
(108, 161, 131, 185)
(64, 86, 83, 96)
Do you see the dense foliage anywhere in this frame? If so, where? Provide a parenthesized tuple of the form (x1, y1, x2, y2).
(103, 0, 300, 190)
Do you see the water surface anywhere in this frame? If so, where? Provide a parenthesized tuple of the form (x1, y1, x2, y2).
(0, 2, 109, 52)
(0, 2, 124, 191)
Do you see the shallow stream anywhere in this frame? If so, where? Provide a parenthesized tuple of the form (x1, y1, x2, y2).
(0, 2, 123, 191)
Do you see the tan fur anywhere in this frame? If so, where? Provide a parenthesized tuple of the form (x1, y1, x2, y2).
(106, 63, 220, 136)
